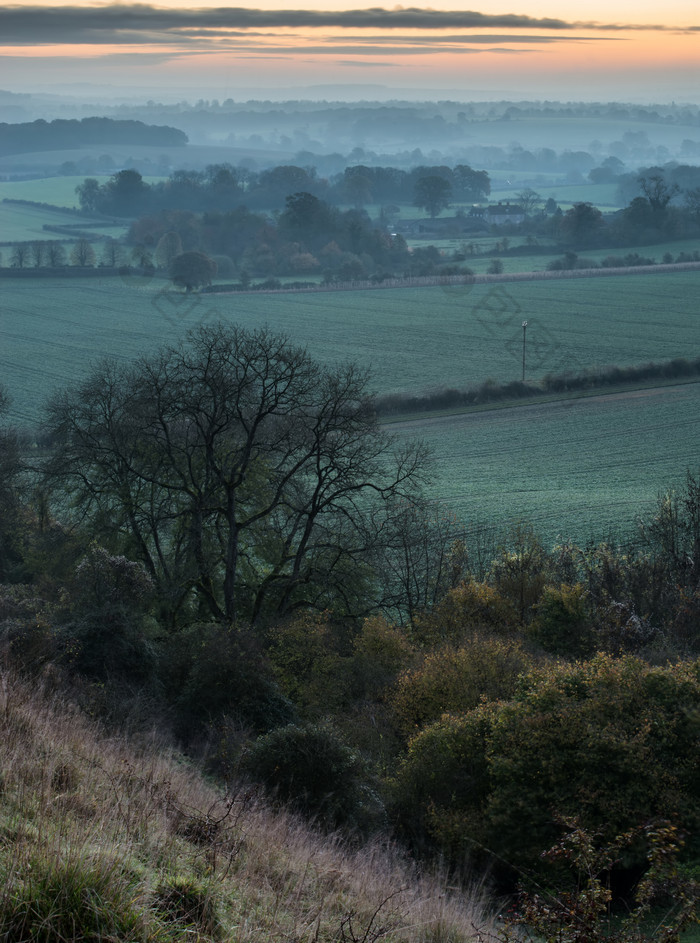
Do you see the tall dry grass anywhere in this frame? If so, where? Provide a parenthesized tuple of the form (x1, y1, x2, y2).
(0, 667, 497, 942)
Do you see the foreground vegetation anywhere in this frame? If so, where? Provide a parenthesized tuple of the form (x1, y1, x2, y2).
(1, 326, 700, 921)
(0, 667, 496, 942)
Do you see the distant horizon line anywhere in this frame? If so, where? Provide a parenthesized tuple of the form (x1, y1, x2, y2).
(4, 83, 700, 107)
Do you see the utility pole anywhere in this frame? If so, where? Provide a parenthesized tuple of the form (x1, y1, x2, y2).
(522, 320, 528, 381)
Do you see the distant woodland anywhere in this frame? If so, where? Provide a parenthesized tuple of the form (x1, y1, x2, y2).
(0, 117, 188, 156)
(65, 161, 700, 282)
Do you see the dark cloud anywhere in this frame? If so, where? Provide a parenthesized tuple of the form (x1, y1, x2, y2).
(0, 3, 679, 46)
(340, 33, 620, 44)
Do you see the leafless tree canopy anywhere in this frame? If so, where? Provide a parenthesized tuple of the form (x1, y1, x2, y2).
(44, 323, 430, 626)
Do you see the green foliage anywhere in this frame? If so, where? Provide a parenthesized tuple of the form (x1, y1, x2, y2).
(265, 612, 352, 716)
(391, 636, 531, 736)
(163, 622, 296, 739)
(59, 544, 157, 681)
(169, 250, 217, 291)
(0, 849, 164, 942)
(244, 721, 386, 834)
(391, 702, 496, 857)
(349, 615, 416, 701)
(527, 583, 596, 657)
(393, 654, 700, 882)
(414, 175, 452, 218)
(491, 522, 549, 624)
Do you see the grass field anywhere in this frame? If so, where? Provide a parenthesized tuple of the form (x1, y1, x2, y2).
(488, 181, 622, 208)
(3, 268, 700, 423)
(395, 233, 700, 275)
(392, 383, 700, 546)
(2, 269, 699, 544)
(0, 175, 166, 208)
(0, 200, 128, 242)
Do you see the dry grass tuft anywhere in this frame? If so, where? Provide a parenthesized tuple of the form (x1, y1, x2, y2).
(0, 666, 496, 942)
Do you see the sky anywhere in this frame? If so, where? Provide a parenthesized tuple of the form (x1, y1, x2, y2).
(0, 0, 698, 102)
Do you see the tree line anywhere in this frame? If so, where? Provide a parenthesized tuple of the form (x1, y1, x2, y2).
(0, 117, 187, 156)
(75, 162, 491, 217)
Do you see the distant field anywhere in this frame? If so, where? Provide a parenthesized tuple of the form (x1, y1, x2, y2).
(0, 176, 165, 209)
(0, 176, 84, 209)
(2, 268, 700, 423)
(530, 182, 622, 208)
(2, 269, 699, 545)
(393, 381, 700, 546)
(0, 201, 128, 242)
(403, 237, 700, 275)
(489, 182, 621, 209)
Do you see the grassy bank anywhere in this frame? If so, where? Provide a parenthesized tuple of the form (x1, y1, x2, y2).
(0, 666, 493, 942)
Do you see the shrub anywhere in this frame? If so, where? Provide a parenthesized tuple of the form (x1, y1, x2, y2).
(59, 544, 157, 681)
(491, 523, 549, 624)
(527, 583, 596, 658)
(244, 721, 386, 833)
(391, 636, 531, 736)
(266, 612, 352, 716)
(393, 654, 700, 885)
(163, 622, 295, 739)
(349, 615, 415, 701)
(413, 579, 518, 645)
(505, 820, 699, 941)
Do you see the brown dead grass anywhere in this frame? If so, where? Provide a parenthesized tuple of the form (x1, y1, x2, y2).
(0, 666, 497, 942)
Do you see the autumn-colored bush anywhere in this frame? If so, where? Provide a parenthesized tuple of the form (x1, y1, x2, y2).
(393, 654, 700, 885)
(390, 635, 531, 736)
(412, 579, 518, 645)
(266, 612, 352, 716)
(349, 615, 416, 701)
(490, 523, 549, 624)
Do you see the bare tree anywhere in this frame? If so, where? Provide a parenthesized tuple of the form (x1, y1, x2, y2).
(516, 188, 543, 215)
(376, 501, 468, 624)
(101, 238, 125, 267)
(46, 242, 67, 268)
(638, 173, 679, 212)
(10, 243, 29, 269)
(44, 324, 429, 627)
(70, 238, 96, 267)
(30, 241, 46, 268)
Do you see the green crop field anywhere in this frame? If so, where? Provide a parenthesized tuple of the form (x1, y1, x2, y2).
(0, 177, 86, 209)
(0, 175, 166, 208)
(2, 269, 699, 545)
(391, 382, 700, 546)
(2, 269, 700, 425)
(489, 182, 622, 209)
(0, 201, 128, 242)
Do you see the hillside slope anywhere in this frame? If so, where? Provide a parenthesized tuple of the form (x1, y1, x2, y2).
(0, 666, 493, 942)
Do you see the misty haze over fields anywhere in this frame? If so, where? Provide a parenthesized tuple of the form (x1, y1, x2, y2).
(2, 90, 699, 180)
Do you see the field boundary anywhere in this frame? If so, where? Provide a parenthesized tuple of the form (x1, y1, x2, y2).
(207, 260, 700, 296)
(381, 375, 700, 425)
